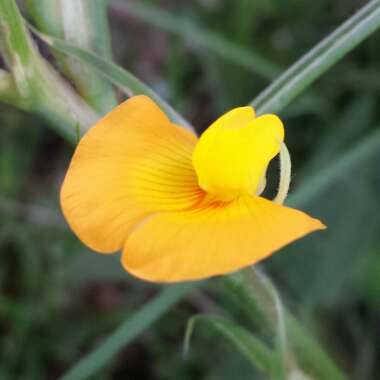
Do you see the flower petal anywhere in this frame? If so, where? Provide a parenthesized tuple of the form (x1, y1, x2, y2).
(122, 196, 325, 282)
(61, 95, 202, 253)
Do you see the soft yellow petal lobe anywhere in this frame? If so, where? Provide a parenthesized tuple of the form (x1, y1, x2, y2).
(60, 96, 202, 253)
(192, 108, 284, 201)
(122, 196, 325, 283)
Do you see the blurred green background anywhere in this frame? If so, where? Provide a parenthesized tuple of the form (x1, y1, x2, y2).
(1, 0, 380, 379)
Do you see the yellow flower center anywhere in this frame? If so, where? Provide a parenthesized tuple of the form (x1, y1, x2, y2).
(192, 107, 285, 201)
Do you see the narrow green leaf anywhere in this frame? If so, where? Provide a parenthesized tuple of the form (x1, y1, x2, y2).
(110, 0, 279, 79)
(59, 283, 197, 380)
(184, 314, 274, 374)
(251, 0, 380, 115)
(28, 25, 193, 130)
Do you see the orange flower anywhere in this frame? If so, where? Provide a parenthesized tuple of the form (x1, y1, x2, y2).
(60, 95, 325, 283)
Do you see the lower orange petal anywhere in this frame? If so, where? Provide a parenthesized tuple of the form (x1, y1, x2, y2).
(122, 196, 325, 282)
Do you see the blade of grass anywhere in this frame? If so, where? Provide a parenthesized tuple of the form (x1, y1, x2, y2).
(59, 283, 197, 380)
(28, 25, 193, 130)
(251, 0, 380, 114)
(109, 0, 279, 80)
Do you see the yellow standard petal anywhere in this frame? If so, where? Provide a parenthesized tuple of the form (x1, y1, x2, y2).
(192, 107, 284, 201)
(60, 95, 203, 253)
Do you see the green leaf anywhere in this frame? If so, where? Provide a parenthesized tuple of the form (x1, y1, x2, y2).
(59, 283, 197, 380)
(28, 24, 193, 130)
(184, 314, 274, 374)
(251, 0, 380, 115)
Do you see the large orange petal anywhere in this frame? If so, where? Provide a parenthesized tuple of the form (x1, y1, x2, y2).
(60, 96, 202, 253)
(122, 196, 325, 282)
